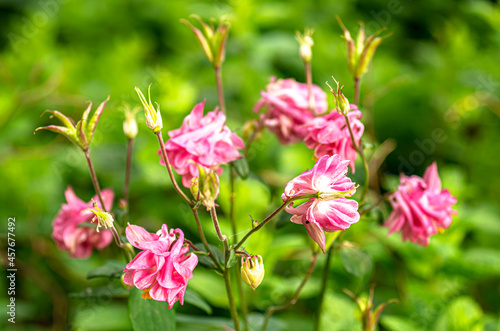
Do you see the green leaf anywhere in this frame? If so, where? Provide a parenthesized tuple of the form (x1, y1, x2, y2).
(381, 315, 420, 331)
(183, 289, 212, 315)
(128, 287, 176, 331)
(87, 260, 127, 279)
(340, 246, 373, 278)
(232, 157, 249, 179)
(194, 243, 224, 270)
(226, 250, 237, 268)
(433, 296, 484, 331)
(176, 313, 233, 329)
(70, 282, 129, 299)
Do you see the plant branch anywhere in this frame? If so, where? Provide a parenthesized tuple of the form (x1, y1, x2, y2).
(124, 137, 133, 206)
(344, 114, 370, 202)
(84, 148, 105, 209)
(261, 252, 319, 331)
(354, 77, 361, 106)
(155, 131, 192, 207)
(215, 65, 226, 114)
(192, 208, 223, 273)
(314, 245, 334, 331)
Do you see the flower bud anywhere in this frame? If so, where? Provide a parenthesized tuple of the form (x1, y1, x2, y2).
(135, 85, 162, 132)
(123, 107, 139, 139)
(241, 255, 265, 290)
(337, 16, 390, 80)
(190, 165, 220, 211)
(181, 15, 230, 68)
(296, 28, 314, 62)
(87, 200, 114, 232)
(326, 78, 350, 115)
(35, 97, 109, 151)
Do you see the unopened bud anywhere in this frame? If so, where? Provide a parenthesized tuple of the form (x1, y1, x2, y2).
(135, 85, 162, 132)
(296, 28, 314, 62)
(123, 109, 138, 139)
(191, 165, 220, 211)
(326, 77, 350, 114)
(241, 255, 265, 290)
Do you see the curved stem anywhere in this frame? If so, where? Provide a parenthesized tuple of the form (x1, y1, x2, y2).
(234, 194, 317, 250)
(314, 246, 334, 331)
(223, 264, 241, 331)
(215, 65, 226, 114)
(344, 114, 370, 202)
(192, 209, 223, 273)
(84, 149, 105, 209)
(261, 252, 319, 331)
(155, 131, 193, 207)
(210, 207, 226, 242)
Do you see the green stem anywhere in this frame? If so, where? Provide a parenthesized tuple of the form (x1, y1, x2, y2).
(155, 131, 193, 207)
(215, 65, 226, 114)
(223, 262, 241, 331)
(344, 114, 370, 202)
(234, 194, 318, 250)
(313, 246, 334, 331)
(83, 148, 133, 260)
(192, 209, 223, 273)
(84, 148, 105, 209)
(354, 77, 361, 106)
(124, 137, 133, 208)
(261, 252, 319, 331)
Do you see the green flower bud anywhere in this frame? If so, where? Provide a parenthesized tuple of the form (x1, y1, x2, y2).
(296, 28, 314, 62)
(326, 77, 350, 115)
(135, 85, 162, 133)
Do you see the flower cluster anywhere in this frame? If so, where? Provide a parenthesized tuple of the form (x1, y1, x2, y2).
(384, 162, 457, 246)
(162, 100, 245, 188)
(254, 77, 328, 144)
(282, 154, 360, 252)
(304, 105, 364, 172)
(52, 187, 114, 259)
(123, 224, 198, 308)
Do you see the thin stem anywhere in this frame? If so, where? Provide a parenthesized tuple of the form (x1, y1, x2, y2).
(83, 149, 105, 209)
(124, 138, 134, 206)
(155, 131, 193, 207)
(210, 206, 226, 242)
(229, 164, 238, 242)
(305, 61, 315, 115)
(183, 238, 201, 251)
(223, 264, 241, 331)
(234, 194, 318, 250)
(354, 77, 361, 106)
(214, 65, 226, 114)
(192, 209, 223, 273)
(261, 253, 319, 331)
(314, 246, 334, 331)
(344, 114, 370, 202)
(235, 250, 251, 258)
(360, 192, 391, 216)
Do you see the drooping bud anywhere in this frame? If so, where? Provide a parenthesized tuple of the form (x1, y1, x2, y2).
(35, 97, 109, 150)
(344, 284, 398, 331)
(241, 255, 265, 290)
(326, 78, 350, 115)
(337, 17, 390, 80)
(190, 164, 220, 211)
(181, 15, 230, 68)
(122, 105, 139, 139)
(296, 28, 314, 62)
(87, 200, 114, 232)
(135, 85, 162, 132)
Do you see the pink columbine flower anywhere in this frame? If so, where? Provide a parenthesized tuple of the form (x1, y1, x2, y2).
(52, 186, 114, 259)
(123, 224, 198, 308)
(304, 105, 364, 172)
(383, 162, 457, 246)
(254, 77, 328, 144)
(282, 154, 360, 252)
(161, 100, 245, 188)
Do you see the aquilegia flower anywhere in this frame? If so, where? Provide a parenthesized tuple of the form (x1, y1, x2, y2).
(304, 105, 364, 172)
(52, 186, 114, 259)
(161, 100, 245, 187)
(383, 162, 457, 246)
(123, 224, 198, 308)
(282, 154, 360, 252)
(254, 77, 328, 144)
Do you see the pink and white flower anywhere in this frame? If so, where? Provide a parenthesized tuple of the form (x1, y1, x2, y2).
(304, 105, 364, 172)
(282, 154, 360, 252)
(384, 162, 457, 246)
(254, 77, 328, 144)
(123, 224, 198, 308)
(161, 100, 245, 188)
(52, 186, 114, 259)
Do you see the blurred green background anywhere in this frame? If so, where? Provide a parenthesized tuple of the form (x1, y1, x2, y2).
(1, 0, 500, 330)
